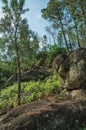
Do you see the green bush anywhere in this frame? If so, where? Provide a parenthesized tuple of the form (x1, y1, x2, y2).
(0, 61, 14, 89)
(35, 45, 66, 66)
(36, 51, 48, 66)
(47, 45, 67, 65)
(80, 128, 86, 130)
(0, 74, 61, 109)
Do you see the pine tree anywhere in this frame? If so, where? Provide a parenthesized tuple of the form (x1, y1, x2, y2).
(41, 0, 69, 53)
(0, 0, 29, 105)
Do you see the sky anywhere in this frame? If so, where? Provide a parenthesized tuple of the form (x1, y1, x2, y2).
(0, 0, 50, 37)
(25, 0, 49, 37)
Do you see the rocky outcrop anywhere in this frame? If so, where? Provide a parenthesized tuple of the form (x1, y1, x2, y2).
(0, 98, 86, 130)
(0, 48, 86, 130)
(53, 48, 86, 90)
(5, 66, 52, 86)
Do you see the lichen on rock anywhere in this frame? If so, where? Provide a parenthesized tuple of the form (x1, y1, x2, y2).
(53, 48, 86, 91)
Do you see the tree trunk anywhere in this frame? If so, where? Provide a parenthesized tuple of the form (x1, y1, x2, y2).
(51, 32, 56, 45)
(15, 27, 21, 106)
(60, 20, 69, 53)
(16, 49, 21, 105)
(75, 25, 81, 48)
(58, 11, 69, 53)
(79, 1, 86, 38)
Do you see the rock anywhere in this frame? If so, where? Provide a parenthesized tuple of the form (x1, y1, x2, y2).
(53, 48, 86, 90)
(0, 99, 86, 130)
(53, 54, 70, 81)
(70, 89, 86, 101)
(59, 89, 86, 101)
(5, 66, 52, 86)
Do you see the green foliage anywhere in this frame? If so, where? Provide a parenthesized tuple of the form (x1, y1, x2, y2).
(47, 45, 67, 65)
(0, 0, 30, 105)
(0, 74, 61, 109)
(80, 128, 86, 130)
(0, 61, 13, 89)
(36, 51, 48, 65)
(41, 0, 70, 52)
(41, 0, 86, 50)
(36, 45, 66, 66)
(0, 84, 18, 109)
(48, 45, 66, 59)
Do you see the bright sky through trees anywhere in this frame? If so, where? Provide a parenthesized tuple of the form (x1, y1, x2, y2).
(25, 0, 49, 36)
(0, 0, 49, 37)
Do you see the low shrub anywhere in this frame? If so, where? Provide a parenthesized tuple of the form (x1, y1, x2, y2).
(0, 74, 61, 109)
(80, 128, 86, 130)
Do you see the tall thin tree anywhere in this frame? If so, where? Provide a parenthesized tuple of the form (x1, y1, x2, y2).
(41, 0, 69, 53)
(0, 0, 29, 105)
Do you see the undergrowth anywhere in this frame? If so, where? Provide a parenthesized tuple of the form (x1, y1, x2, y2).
(81, 128, 86, 130)
(0, 74, 61, 109)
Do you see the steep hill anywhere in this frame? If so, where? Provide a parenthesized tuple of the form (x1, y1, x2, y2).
(0, 48, 86, 130)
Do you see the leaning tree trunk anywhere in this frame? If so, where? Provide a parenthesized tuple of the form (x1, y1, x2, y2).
(75, 25, 81, 47)
(58, 11, 69, 54)
(80, 1, 86, 39)
(70, 14, 81, 48)
(60, 20, 69, 53)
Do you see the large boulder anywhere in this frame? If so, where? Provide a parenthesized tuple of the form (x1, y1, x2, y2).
(53, 48, 86, 90)
(0, 99, 86, 130)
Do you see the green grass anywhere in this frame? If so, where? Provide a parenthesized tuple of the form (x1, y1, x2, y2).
(0, 74, 61, 109)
